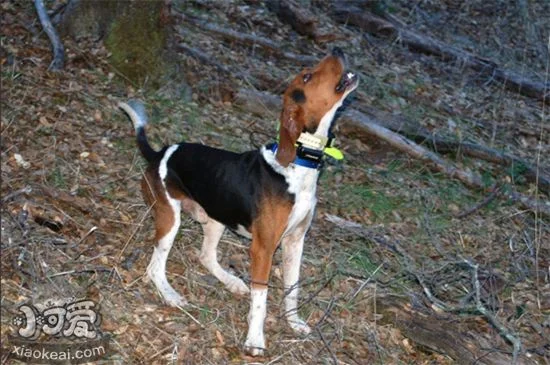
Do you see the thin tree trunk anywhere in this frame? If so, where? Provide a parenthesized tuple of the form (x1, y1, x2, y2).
(34, 0, 64, 70)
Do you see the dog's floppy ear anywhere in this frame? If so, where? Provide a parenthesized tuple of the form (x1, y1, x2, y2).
(276, 104, 304, 167)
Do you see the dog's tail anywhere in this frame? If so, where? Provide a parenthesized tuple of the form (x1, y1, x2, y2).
(119, 100, 160, 163)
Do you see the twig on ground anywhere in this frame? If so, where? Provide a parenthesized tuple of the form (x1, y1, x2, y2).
(315, 326, 338, 365)
(348, 263, 383, 303)
(79, 225, 98, 241)
(466, 259, 522, 364)
(146, 343, 177, 362)
(34, 0, 64, 70)
(292, 272, 338, 314)
(456, 184, 502, 218)
(1, 186, 32, 203)
(314, 297, 337, 330)
(117, 203, 153, 261)
(47, 266, 112, 278)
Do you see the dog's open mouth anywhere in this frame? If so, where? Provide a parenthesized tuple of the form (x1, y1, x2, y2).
(336, 71, 358, 93)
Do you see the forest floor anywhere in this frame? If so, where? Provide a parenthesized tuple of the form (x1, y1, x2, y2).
(1, 1, 549, 364)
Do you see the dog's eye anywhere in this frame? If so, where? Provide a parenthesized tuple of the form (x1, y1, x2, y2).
(303, 73, 312, 83)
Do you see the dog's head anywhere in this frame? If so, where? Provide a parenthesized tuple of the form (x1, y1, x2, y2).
(276, 47, 358, 167)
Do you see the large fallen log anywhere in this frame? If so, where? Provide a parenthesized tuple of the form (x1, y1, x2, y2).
(233, 88, 550, 194)
(330, 4, 550, 101)
(233, 88, 550, 215)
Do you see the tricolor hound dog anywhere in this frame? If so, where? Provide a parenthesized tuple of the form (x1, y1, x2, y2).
(119, 47, 358, 356)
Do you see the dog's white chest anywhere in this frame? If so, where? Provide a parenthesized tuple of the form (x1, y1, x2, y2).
(261, 148, 320, 235)
(284, 166, 319, 235)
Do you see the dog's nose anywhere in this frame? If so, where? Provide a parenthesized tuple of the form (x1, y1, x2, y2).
(332, 47, 344, 58)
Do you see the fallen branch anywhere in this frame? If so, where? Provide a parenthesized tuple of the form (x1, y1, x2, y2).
(467, 260, 522, 364)
(178, 43, 234, 75)
(34, 0, 64, 70)
(357, 106, 550, 195)
(343, 109, 485, 187)
(47, 266, 112, 278)
(266, 0, 318, 37)
(184, 16, 317, 64)
(410, 264, 522, 364)
(331, 4, 550, 101)
(340, 109, 550, 215)
(455, 184, 501, 218)
(420, 138, 550, 195)
(2, 186, 32, 203)
(233, 88, 550, 215)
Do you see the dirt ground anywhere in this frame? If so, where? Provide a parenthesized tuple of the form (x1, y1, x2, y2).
(1, 1, 549, 364)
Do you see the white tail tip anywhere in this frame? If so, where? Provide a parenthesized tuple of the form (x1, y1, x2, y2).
(119, 100, 148, 131)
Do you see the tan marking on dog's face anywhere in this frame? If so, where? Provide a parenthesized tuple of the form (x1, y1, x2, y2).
(288, 55, 346, 130)
(277, 55, 346, 166)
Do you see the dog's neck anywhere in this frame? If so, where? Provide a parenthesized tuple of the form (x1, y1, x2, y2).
(312, 98, 343, 138)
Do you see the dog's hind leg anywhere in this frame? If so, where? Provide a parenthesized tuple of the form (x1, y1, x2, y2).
(146, 193, 187, 307)
(199, 219, 249, 295)
(142, 156, 187, 307)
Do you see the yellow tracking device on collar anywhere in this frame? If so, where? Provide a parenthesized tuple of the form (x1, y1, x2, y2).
(323, 146, 344, 161)
(274, 126, 345, 162)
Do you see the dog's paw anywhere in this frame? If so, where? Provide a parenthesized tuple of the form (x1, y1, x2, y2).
(165, 294, 188, 308)
(244, 337, 265, 357)
(225, 277, 250, 295)
(288, 317, 311, 335)
(161, 288, 188, 307)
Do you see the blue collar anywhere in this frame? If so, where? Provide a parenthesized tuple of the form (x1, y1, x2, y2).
(269, 143, 321, 169)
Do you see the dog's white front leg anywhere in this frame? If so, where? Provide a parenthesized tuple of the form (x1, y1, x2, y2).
(282, 215, 313, 335)
(244, 288, 267, 356)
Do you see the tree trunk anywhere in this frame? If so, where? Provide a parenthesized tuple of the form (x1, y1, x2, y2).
(59, 0, 174, 89)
